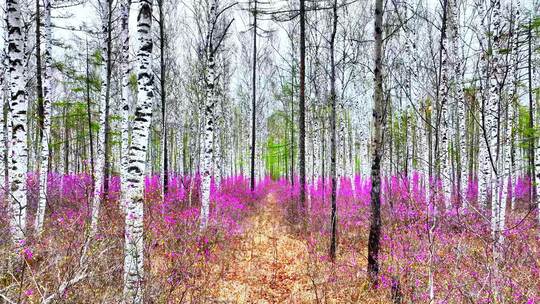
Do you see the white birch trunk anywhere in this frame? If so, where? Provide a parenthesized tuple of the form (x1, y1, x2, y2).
(477, 0, 491, 210)
(508, 0, 520, 210)
(200, 2, 217, 229)
(0, 38, 6, 190)
(449, 0, 467, 205)
(7, 0, 28, 246)
(313, 106, 320, 186)
(338, 104, 345, 188)
(421, 102, 430, 193)
(123, 0, 154, 301)
(120, 0, 132, 214)
(90, 0, 111, 236)
(439, 8, 452, 210)
(35, 0, 53, 234)
(487, 0, 505, 261)
(214, 113, 222, 187)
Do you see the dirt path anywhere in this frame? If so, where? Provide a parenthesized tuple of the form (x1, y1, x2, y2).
(211, 193, 319, 303)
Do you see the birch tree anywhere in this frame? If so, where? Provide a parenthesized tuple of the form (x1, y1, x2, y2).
(123, 0, 155, 300)
(298, 0, 307, 212)
(250, 0, 258, 192)
(477, 0, 492, 210)
(367, 0, 384, 285)
(158, 0, 169, 196)
(7, 0, 29, 247)
(200, 1, 218, 229)
(448, 0, 467, 205)
(0, 31, 7, 195)
(90, 0, 113, 236)
(329, 0, 338, 262)
(488, 0, 506, 258)
(120, 0, 132, 214)
(35, 0, 53, 235)
(200, 0, 234, 228)
(437, 0, 451, 210)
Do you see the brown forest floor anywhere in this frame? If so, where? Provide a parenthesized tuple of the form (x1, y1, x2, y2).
(210, 193, 318, 302)
(204, 193, 387, 304)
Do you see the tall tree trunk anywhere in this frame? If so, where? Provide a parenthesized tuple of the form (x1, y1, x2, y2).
(508, 1, 520, 210)
(0, 41, 6, 191)
(35, 0, 53, 234)
(299, 0, 306, 211)
(477, 0, 492, 210)
(528, 18, 535, 209)
(504, 2, 518, 211)
(250, 0, 257, 191)
(530, 18, 540, 224)
(123, 0, 154, 301)
(290, 53, 295, 186)
(449, 0, 467, 206)
(437, 0, 451, 210)
(329, 0, 338, 262)
(7, 0, 28, 247)
(159, 0, 168, 196)
(35, 0, 44, 139)
(488, 0, 505, 259)
(367, 0, 384, 286)
(86, 39, 95, 190)
(120, 0, 132, 215)
(90, 0, 113, 236)
(200, 1, 217, 229)
(63, 104, 69, 174)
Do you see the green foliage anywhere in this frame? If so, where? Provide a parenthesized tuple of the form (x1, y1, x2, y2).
(531, 16, 540, 31)
(265, 137, 289, 180)
(129, 73, 138, 91)
(354, 155, 361, 175)
(516, 105, 538, 149)
(93, 49, 103, 65)
(498, 48, 510, 55)
(264, 111, 293, 179)
(53, 61, 66, 72)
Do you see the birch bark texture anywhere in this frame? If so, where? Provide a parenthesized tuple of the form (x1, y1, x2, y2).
(477, 0, 491, 210)
(367, 0, 384, 285)
(120, 0, 132, 214)
(488, 0, 506, 257)
(123, 0, 155, 301)
(448, 0, 467, 205)
(0, 44, 5, 191)
(437, 0, 451, 210)
(90, 0, 112, 236)
(200, 0, 218, 229)
(329, 0, 338, 262)
(35, 0, 54, 235)
(7, 0, 29, 246)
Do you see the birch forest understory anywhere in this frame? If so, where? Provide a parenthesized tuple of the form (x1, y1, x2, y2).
(0, 0, 540, 302)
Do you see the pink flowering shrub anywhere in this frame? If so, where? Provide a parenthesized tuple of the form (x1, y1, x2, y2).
(0, 172, 538, 302)
(276, 172, 539, 303)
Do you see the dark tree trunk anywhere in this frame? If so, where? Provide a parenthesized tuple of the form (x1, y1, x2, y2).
(329, 0, 338, 262)
(367, 0, 384, 286)
(528, 18, 535, 208)
(291, 61, 295, 186)
(63, 105, 69, 175)
(36, 0, 44, 140)
(102, 0, 113, 197)
(159, 0, 168, 195)
(250, 0, 257, 192)
(299, 0, 306, 210)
